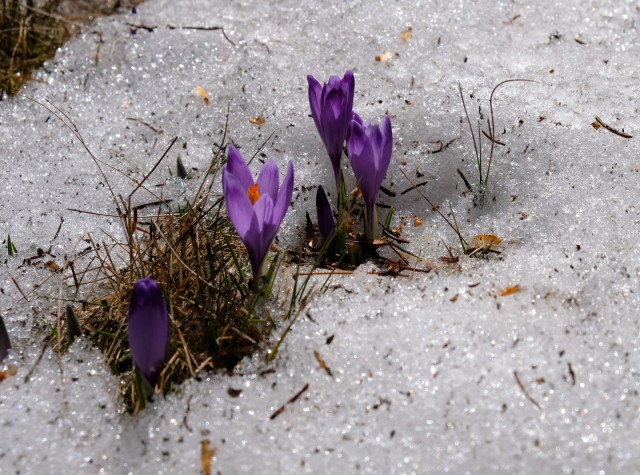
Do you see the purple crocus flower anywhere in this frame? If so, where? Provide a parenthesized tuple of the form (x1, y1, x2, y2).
(127, 277, 168, 385)
(307, 70, 355, 193)
(0, 316, 10, 364)
(316, 185, 335, 242)
(222, 145, 294, 286)
(346, 113, 393, 239)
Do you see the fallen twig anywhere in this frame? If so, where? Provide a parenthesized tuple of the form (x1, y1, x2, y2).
(269, 383, 309, 420)
(595, 116, 632, 139)
(514, 370, 542, 411)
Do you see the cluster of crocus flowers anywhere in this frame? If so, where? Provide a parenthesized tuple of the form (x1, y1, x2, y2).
(308, 71, 393, 241)
(222, 145, 294, 288)
(127, 277, 168, 386)
(307, 71, 355, 195)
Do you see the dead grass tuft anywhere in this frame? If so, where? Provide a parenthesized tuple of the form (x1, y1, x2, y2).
(0, 0, 143, 96)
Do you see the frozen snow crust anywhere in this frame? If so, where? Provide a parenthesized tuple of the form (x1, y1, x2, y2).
(1, 0, 640, 473)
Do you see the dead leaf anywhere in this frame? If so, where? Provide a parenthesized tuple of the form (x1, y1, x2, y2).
(401, 26, 413, 42)
(227, 387, 242, 398)
(44, 260, 61, 273)
(248, 116, 265, 125)
(390, 226, 402, 237)
(467, 234, 502, 255)
(471, 234, 501, 247)
(0, 365, 17, 384)
(413, 215, 424, 227)
(499, 284, 521, 296)
(591, 121, 600, 130)
(375, 51, 396, 62)
(201, 439, 215, 475)
(194, 85, 209, 105)
(313, 350, 333, 377)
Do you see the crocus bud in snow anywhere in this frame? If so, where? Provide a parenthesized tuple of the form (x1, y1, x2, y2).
(0, 316, 10, 364)
(222, 145, 294, 286)
(127, 277, 168, 385)
(346, 113, 393, 239)
(307, 70, 355, 193)
(315, 185, 335, 241)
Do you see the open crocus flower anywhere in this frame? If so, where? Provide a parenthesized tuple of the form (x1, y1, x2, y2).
(222, 145, 294, 287)
(307, 70, 355, 194)
(0, 316, 10, 364)
(127, 277, 168, 386)
(346, 113, 393, 239)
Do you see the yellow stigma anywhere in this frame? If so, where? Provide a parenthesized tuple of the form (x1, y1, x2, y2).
(247, 183, 260, 205)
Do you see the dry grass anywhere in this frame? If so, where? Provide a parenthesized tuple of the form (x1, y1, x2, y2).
(28, 98, 276, 413)
(0, 0, 143, 96)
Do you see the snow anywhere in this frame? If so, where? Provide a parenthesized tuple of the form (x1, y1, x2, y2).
(1, 0, 640, 473)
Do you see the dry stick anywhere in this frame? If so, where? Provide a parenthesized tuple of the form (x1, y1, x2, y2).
(151, 222, 216, 289)
(23, 341, 48, 383)
(481, 128, 505, 146)
(269, 383, 310, 420)
(594, 116, 633, 139)
(456, 168, 472, 192)
(513, 370, 542, 411)
(484, 79, 537, 189)
(10, 276, 28, 302)
(167, 24, 236, 47)
(126, 117, 163, 134)
(21, 96, 121, 216)
(22, 3, 79, 26)
(128, 136, 178, 199)
(23, 96, 172, 220)
(458, 82, 481, 182)
(67, 208, 120, 218)
(399, 168, 468, 250)
(193, 103, 230, 204)
(55, 234, 85, 348)
(247, 130, 276, 166)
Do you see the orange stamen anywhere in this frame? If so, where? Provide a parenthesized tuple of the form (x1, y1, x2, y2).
(247, 183, 260, 205)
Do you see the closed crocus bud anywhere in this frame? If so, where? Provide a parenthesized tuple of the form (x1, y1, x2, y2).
(0, 316, 10, 364)
(307, 70, 355, 195)
(127, 277, 168, 385)
(346, 114, 393, 239)
(316, 185, 335, 241)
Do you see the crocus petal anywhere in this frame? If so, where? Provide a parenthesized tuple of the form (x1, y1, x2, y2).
(127, 277, 168, 385)
(226, 145, 254, 190)
(316, 185, 335, 240)
(378, 115, 393, 185)
(245, 195, 274, 276)
(273, 161, 294, 226)
(346, 111, 362, 142)
(256, 160, 279, 202)
(307, 75, 323, 133)
(342, 71, 355, 118)
(347, 120, 376, 209)
(320, 88, 346, 164)
(0, 316, 11, 364)
(222, 170, 254, 239)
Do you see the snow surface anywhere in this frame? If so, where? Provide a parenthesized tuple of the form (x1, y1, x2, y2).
(1, 0, 640, 473)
